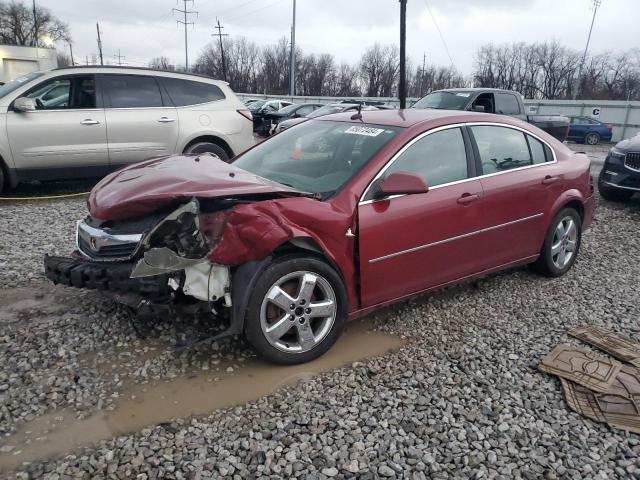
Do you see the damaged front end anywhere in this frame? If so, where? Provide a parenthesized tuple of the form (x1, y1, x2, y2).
(45, 199, 241, 344)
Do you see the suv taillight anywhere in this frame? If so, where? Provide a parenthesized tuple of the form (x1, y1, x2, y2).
(237, 109, 253, 121)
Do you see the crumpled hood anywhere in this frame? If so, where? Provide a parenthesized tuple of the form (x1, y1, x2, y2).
(88, 154, 302, 221)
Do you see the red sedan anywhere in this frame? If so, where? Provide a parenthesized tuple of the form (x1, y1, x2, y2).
(45, 109, 595, 364)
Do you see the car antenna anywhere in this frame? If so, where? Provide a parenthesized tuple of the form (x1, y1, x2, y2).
(350, 103, 363, 121)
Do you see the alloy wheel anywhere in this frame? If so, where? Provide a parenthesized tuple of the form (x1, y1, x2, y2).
(585, 133, 599, 145)
(259, 271, 337, 353)
(551, 216, 578, 269)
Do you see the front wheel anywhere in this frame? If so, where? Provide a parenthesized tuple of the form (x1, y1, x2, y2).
(533, 208, 582, 277)
(245, 255, 347, 364)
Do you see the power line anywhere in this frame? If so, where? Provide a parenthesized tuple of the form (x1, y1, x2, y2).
(213, 18, 229, 81)
(422, 0, 455, 70)
(226, 0, 287, 23)
(215, 0, 260, 17)
(173, 0, 198, 70)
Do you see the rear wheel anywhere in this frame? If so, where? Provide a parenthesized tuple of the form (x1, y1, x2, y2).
(184, 142, 229, 162)
(533, 208, 581, 277)
(585, 132, 600, 145)
(244, 255, 347, 364)
(598, 170, 634, 202)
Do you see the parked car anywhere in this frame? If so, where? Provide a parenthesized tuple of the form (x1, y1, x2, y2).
(251, 99, 294, 134)
(412, 88, 570, 142)
(598, 134, 640, 201)
(260, 103, 324, 136)
(275, 103, 378, 134)
(567, 116, 612, 145)
(244, 99, 261, 106)
(45, 110, 594, 364)
(0, 66, 254, 193)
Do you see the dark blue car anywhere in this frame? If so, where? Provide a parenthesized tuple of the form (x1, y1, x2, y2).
(568, 116, 612, 145)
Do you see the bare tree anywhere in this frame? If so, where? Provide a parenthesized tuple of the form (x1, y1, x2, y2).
(359, 44, 399, 97)
(56, 51, 71, 67)
(0, 0, 70, 46)
(149, 56, 175, 71)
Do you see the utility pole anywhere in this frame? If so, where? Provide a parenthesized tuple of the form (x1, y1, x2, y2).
(68, 41, 75, 66)
(399, 0, 407, 109)
(32, 0, 38, 46)
(96, 23, 104, 65)
(113, 49, 126, 66)
(173, 0, 197, 71)
(573, 0, 601, 100)
(421, 52, 426, 96)
(213, 18, 229, 81)
(289, 0, 296, 96)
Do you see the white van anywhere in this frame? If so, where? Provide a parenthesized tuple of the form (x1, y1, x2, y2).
(0, 66, 254, 192)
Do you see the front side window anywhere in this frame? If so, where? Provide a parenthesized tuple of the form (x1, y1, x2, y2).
(103, 75, 163, 108)
(472, 126, 532, 174)
(233, 120, 401, 197)
(495, 93, 521, 115)
(384, 127, 468, 188)
(24, 75, 95, 109)
(161, 77, 225, 106)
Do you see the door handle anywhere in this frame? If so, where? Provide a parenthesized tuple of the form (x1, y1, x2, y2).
(457, 193, 480, 205)
(158, 117, 176, 123)
(542, 175, 559, 185)
(80, 119, 100, 125)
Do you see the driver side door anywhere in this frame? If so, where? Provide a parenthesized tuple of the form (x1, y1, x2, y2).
(358, 126, 484, 307)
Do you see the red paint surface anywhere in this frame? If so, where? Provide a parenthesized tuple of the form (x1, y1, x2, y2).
(86, 110, 595, 315)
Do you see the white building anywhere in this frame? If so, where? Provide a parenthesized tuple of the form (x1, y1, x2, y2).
(0, 45, 58, 84)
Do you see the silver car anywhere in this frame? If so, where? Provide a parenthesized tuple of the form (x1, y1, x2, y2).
(0, 66, 254, 193)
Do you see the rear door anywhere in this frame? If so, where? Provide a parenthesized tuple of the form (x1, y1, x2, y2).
(358, 126, 484, 307)
(469, 124, 561, 268)
(102, 74, 179, 168)
(6, 73, 108, 173)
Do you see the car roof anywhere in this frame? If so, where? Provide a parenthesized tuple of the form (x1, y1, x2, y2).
(51, 65, 226, 85)
(316, 108, 500, 128)
(433, 87, 520, 94)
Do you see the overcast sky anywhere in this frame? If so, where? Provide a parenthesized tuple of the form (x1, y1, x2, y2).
(41, 0, 634, 76)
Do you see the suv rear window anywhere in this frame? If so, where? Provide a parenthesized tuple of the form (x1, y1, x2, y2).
(103, 75, 163, 108)
(161, 77, 225, 106)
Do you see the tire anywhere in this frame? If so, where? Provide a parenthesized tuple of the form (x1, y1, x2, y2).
(597, 170, 634, 202)
(184, 142, 229, 162)
(533, 208, 582, 277)
(0, 166, 4, 195)
(585, 132, 600, 145)
(244, 255, 347, 365)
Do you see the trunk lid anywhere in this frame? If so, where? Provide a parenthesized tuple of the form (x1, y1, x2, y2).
(88, 153, 303, 221)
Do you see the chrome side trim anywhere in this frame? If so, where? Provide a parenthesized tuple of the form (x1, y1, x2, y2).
(368, 212, 544, 264)
(603, 181, 640, 192)
(359, 121, 558, 206)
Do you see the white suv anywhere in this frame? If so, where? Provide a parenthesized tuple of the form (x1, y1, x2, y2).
(0, 66, 254, 193)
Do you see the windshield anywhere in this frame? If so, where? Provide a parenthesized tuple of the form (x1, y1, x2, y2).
(233, 120, 401, 197)
(248, 100, 266, 111)
(412, 91, 471, 110)
(307, 105, 343, 118)
(0, 71, 44, 99)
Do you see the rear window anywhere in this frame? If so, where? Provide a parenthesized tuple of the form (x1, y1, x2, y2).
(161, 77, 225, 106)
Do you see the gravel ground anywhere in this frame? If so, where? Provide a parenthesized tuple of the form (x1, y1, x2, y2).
(2, 174, 640, 479)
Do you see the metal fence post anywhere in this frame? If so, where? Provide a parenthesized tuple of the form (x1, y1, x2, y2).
(621, 102, 631, 140)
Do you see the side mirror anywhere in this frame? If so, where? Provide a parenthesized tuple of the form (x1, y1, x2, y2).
(472, 104, 485, 112)
(374, 172, 429, 198)
(13, 97, 36, 112)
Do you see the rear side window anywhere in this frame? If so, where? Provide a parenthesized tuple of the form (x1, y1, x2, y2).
(527, 135, 548, 165)
(471, 126, 532, 174)
(103, 75, 163, 108)
(385, 127, 468, 188)
(495, 93, 520, 115)
(161, 77, 225, 106)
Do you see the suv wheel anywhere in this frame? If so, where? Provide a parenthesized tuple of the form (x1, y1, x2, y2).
(598, 170, 634, 201)
(184, 142, 229, 162)
(533, 208, 581, 277)
(585, 132, 600, 145)
(245, 255, 347, 365)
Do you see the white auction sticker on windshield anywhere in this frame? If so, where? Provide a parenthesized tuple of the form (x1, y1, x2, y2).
(455, 92, 471, 97)
(344, 126, 385, 137)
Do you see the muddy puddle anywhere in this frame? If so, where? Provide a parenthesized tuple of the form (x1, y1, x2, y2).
(0, 321, 403, 472)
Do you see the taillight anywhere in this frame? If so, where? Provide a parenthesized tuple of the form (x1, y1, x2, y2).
(607, 123, 613, 131)
(237, 109, 253, 121)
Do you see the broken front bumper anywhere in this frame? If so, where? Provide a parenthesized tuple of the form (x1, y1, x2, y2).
(44, 254, 171, 298)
